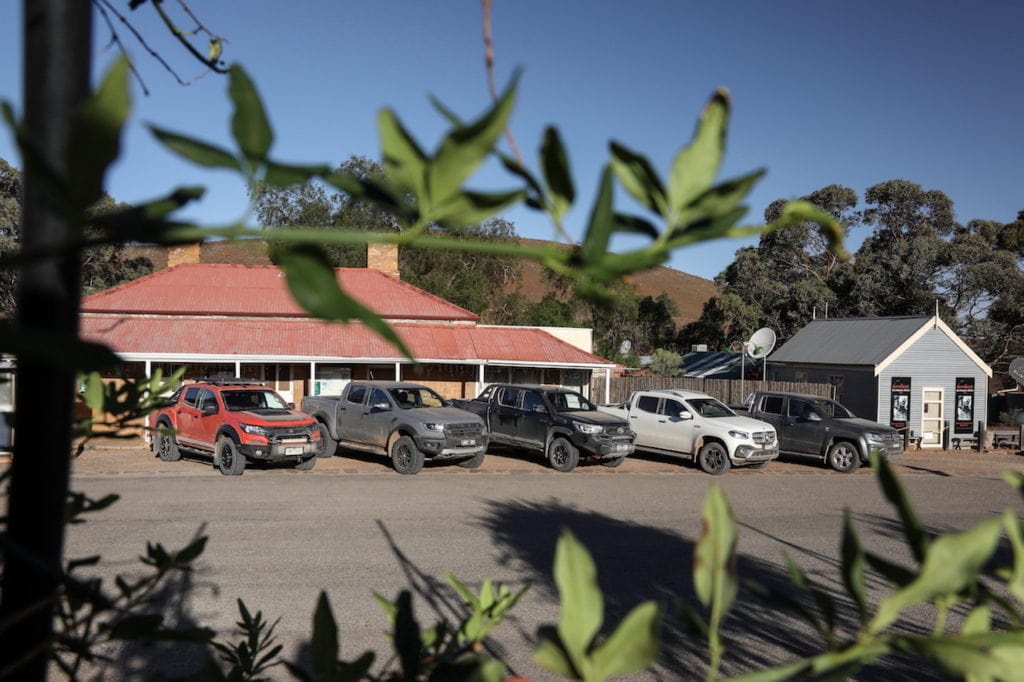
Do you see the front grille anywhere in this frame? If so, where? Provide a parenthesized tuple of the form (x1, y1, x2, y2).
(752, 431, 776, 445)
(267, 426, 313, 442)
(606, 425, 629, 437)
(445, 422, 484, 438)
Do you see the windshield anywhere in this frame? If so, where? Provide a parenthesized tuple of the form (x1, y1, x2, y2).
(222, 389, 289, 411)
(388, 387, 446, 409)
(685, 398, 736, 418)
(547, 390, 596, 412)
(813, 399, 854, 418)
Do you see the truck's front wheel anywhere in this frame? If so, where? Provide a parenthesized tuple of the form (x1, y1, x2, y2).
(697, 442, 730, 475)
(548, 437, 579, 472)
(391, 436, 425, 475)
(826, 442, 861, 473)
(217, 437, 246, 476)
(154, 421, 181, 462)
(317, 423, 337, 458)
(457, 452, 485, 469)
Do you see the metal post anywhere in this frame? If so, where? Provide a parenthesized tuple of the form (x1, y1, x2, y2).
(942, 420, 951, 450)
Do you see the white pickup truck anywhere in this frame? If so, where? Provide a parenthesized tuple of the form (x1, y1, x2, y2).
(599, 389, 779, 475)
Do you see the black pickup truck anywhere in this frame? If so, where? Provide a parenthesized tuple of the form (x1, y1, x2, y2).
(738, 390, 902, 472)
(451, 384, 634, 472)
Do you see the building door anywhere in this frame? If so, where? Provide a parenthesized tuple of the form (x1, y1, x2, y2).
(920, 387, 944, 448)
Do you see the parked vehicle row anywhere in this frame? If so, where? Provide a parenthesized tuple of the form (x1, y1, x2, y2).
(149, 379, 903, 477)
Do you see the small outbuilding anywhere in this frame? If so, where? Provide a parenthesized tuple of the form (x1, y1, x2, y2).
(765, 315, 991, 448)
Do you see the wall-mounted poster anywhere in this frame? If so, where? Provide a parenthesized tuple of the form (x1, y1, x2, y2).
(955, 377, 975, 434)
(890, 377, 911, 430)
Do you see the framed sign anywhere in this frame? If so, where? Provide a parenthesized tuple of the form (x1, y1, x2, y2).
(890, 377, 911, 430)
(954, 377, 975, 434)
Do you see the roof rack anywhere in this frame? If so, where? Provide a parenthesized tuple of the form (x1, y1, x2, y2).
(195, 376, 267, 386)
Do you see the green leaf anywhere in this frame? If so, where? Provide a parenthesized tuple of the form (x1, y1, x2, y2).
(149, 125, 241, 171)
(871, 518, 1002, 633)
(840, 510, 868, 622)
(431, 189, 525, 227)
(229, 65, 273, 160)
(446, 572, 477, 607)
(1002, 509, 1024, 602)
(613, 213, 659, 239)
(69, 57, 131, 209)
(671, 170, 764, 234)
(667, 89, 729, 217)
(497, 152, 545, 209)
(771, 200, 849, 261)
(394, 591, 422, 681)
(533, 626, 579, 678)
(694, 484, 738, 626)
(609, 141, 666, 215)
(725, 658, 814, 682)
(378, 109, 429, 204)
(962, 604, 992, 636)
(1003, 470, 1024, 501)
(540, 126, 575, 219)
(263, 161, 332, 188)
(897, 634, 1024, 680)
(553, 529, 603, 669)
(275, 245, 414, 360)
(82, 372, 105, 411)
(311, 592, 339, 682)
(428, 79, 517, 204)
(589, 601, 662, 679)
(873, 455, 928, 563)
(580, 166, 616, 265)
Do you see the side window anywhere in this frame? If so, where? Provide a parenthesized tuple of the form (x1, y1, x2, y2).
(760, 395, 784, 415)
(789, 399, 815, 419)
(346, 385, 367, 406)
(498, 388, 522, 408)
(522, 391, 545, 413)
(183, 386, 201, 408)
(369, 388, 389, 408)
(636, 395, 659, 413)
(198, 389, 217, 410)
(661, 399, 685, 417)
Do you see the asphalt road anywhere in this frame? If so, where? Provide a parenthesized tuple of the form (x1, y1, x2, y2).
(57, 445, 1024, 680)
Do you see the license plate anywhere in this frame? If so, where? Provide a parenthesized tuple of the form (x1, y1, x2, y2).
(284, 446, 303, 455)
(460, 439, 476, 446)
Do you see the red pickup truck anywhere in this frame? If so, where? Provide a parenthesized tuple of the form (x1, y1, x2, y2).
(149, 378, 322, 475)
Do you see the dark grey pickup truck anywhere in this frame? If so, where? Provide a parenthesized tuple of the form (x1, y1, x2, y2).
(738, 390, 902, 472)
(451, 384, 635, 472)
(301, 381, 488, 474)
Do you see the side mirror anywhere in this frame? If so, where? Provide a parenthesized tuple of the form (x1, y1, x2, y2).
(806, 412, 822, 422)
(533, 404, 548, 414)
(677, 411, 693, 421)
(288, 402, 296, 409)
(202, 402, 218, 416)
(372, 402, 390, 412)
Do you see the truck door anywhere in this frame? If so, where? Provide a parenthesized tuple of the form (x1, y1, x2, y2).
(628, 394, 662, 450)
(786, 397, 825, 455)
(518, 389, 550, 448)
(193, 388, 221, 449)
(361, 387, 395, 447)
(490, 387, 522, 442)
(174, 386, 203, 449)
(338, 384, 370, 443)
(659, 397, 694, 454)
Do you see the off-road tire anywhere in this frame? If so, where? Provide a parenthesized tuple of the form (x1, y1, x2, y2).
(457, 451, 485, 469)
(317, 423, 336, 458)
(746, 461, 769, 470)
(217, 436, 246, 476)
(154, 422, 181, 462)
(697, 442, 731, 475)
(827, 441, 861, 473)
(391, 435, 425, 475)
(600, 457, 625, 468)
(295, 455, 316, 470)
(548, 436, 580, 472)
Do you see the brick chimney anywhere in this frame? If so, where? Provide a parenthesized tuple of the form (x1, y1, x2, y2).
(367, 243, 400, 279)
(167, 243, 201, 268)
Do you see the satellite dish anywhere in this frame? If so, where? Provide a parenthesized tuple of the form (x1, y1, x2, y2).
(1010, 357, 1024, 385)
(619, 340, 632, 355)
(746, 328, 776, 360)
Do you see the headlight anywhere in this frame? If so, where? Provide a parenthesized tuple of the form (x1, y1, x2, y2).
(241, 423, 269, 436)
(424, 423, 445, 432)
(729, 430, 750, 439)
(574, 421, 602, 434)
(867, 432, 884, 442)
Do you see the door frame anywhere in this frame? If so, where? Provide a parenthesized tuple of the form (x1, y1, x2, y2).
(920, 386, 945, 449)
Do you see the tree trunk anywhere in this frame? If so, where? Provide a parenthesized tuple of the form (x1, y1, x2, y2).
(0, 1, 91, 678)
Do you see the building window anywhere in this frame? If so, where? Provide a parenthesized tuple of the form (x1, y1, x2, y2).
(828, 375, 844, 402)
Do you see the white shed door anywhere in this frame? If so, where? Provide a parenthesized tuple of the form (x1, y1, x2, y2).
(920, 388, 944, 448)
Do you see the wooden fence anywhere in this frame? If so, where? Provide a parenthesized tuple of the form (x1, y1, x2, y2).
(590, 376, 834, 406)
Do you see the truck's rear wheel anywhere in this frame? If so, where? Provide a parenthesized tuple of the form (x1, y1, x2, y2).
(827, 442, 861, 473)
(548, 437, 579, 472)
(217, 436, 246, 476)
(391, 436, 424, 475)
(457, 452, 485, 469)
(697, 442, 730, 475)
(317, 423, 337, 458)
(154, 421, 181, 462)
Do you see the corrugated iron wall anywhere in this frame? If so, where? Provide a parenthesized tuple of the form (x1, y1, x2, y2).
(591, 376, 833, 405)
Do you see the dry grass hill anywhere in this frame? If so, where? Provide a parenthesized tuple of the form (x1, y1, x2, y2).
(126, 238, 718, 327)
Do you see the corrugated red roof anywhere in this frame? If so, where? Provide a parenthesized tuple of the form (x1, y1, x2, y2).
(80, 316, 612, 366)
(82, 264, 478, 322)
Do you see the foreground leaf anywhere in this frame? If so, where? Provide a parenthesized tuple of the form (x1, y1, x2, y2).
(553, 529, 603, 669)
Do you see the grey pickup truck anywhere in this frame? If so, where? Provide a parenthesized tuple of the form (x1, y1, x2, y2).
(300, 381, 488, 474)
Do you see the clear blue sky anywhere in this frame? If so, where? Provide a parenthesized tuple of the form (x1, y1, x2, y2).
(2, 1, 1022, 281)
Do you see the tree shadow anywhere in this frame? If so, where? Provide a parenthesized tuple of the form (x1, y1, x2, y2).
(475, 498, 957, 680)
